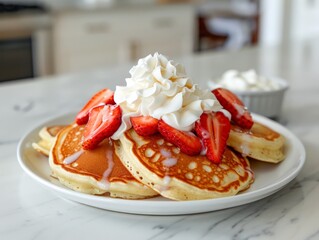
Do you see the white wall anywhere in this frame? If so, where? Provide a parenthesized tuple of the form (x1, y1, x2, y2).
(260, 0, 319, 46)
(285, 0, 319, 42)
(259, 0, 285, 46)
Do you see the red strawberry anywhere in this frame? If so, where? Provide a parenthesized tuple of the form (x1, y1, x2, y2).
(130, 116, 159, 136)
(75, 88, 115, 125)
(212, 88, 253, 129)
(195, 112, 231, 164)
(158, 120, 202, 156)
(82, 105, 121, 150)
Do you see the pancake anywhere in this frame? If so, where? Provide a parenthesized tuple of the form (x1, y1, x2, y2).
(116, 129, 255, 201)
(49, 123, 158, 199)
(227, 122, 285, 163)
(32, 126, 65, 156)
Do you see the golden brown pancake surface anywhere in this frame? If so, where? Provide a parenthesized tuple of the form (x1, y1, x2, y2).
(47, 126, 65, 138)
(227, 122, 285, 163)
(117, 129, 255, 200)
(54, 124, 140, 184)
(231, 122, 281, 141)
(32, 126, 65, 156)
(127, 132, 253, 192)
(50, 124, 158, 198)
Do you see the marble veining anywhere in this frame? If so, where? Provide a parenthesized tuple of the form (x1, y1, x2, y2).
(13, 100, 34, 112)
(1, 39, 319, 240)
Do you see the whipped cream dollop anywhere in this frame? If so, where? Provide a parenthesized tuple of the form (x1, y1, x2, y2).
(209, 70, 282, 91)
(112, 53, 222, 139)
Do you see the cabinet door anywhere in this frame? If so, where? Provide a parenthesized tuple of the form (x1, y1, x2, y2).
(53, 6, 195, 74)
(131, 6, 195, 61)
(53, 12, 130, 74)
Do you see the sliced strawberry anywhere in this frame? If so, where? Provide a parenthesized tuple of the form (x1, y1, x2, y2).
(82, 105, 121, 150)
(75, 88, 115, 125)
(130, 116, 159, 136)
(195, 112, 231, 164)
(158, 120, 202, 156)
(212, 88, 253, 129)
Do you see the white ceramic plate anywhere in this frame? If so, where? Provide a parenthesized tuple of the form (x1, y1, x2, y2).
(17, 113, 305, 215)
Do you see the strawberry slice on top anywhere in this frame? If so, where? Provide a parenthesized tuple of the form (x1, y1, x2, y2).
(195, 112, 231, 164)
(75, 88, 115, 125)
(130, 116, 159, 136)
(82, 104, 121, 150)
(158, 120, 202, 156)
(212, 88, 253, 129)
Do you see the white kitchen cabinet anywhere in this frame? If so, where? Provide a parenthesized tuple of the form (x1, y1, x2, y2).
(53, 5, 195, 74)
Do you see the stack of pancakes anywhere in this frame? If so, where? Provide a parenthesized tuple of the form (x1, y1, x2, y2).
(34, 124, 158, 199)
(33, 120, 285, 200)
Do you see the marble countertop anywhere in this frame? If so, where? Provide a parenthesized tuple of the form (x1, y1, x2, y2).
(1, 39, 319, 240)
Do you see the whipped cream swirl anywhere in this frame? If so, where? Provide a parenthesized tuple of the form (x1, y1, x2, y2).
(112, 53, 221, 139)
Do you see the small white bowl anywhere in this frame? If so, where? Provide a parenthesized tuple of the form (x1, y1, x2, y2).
(231, 77, 289, 119)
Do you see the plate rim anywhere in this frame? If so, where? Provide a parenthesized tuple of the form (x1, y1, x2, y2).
(17, 113, 306, 215)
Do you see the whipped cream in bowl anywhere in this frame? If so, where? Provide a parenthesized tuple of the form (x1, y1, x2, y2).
(209, 69, 288, 93)
(209, 70, 289, 119)
(112, 53, 222, 139)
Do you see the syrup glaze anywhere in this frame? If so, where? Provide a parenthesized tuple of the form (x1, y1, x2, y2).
(53, 124, 137, 184)
(126, 130, 254, 192)
(231, 122, 280, 141)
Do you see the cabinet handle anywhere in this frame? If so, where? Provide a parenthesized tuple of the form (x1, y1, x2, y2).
(85, 23, 109, 33)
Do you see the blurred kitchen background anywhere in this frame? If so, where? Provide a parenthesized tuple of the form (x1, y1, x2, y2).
(0, 0, 319, 82)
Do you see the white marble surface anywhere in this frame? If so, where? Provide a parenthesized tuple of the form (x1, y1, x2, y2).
(1, 39, 319, 240)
